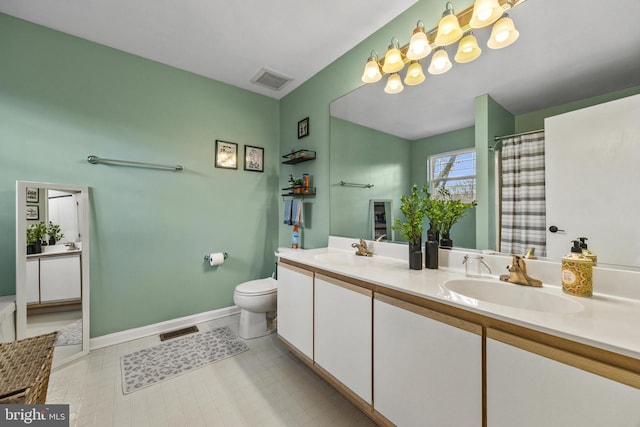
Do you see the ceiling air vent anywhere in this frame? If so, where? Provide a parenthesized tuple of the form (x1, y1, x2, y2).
(251, 67, 293, 91)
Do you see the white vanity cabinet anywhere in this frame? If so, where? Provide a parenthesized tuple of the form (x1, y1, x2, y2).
(277, 263, 314, 360)
(487, 329, 640, 427)
(314, 274, 372, 404)
(39, 254, 81, 302)
(25, 253, 81, 304)
(373, 294, 483, 427)
(26, 258, 40, 304)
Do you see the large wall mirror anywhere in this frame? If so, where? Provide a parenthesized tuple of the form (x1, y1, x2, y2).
(16, 181, 90, 366)
(328, 0, 640, 269)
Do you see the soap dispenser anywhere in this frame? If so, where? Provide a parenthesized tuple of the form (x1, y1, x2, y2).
(561, 240, 593, 297)
(578, 237, 597, 266)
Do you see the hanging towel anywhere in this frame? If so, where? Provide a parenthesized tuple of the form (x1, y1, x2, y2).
(293, 199, 304, 226)
(283, 199, 292, 225)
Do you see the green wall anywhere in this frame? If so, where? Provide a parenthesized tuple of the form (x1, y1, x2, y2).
(330, 118, 410, 240)
(0, 14, 280, 337)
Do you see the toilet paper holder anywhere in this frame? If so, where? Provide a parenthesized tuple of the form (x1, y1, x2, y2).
(204, 252, 229, 262)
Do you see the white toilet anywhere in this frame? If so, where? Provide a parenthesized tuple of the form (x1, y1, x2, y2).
(233, 277, 277, 339)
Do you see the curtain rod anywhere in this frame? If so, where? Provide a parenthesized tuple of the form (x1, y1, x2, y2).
(490, 128, 544, 151)
(87, 155, 184, 171)
(493, 128, 544, 141)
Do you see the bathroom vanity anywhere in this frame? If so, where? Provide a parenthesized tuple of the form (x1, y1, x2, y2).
(26, 249, 82, 308)
(277, 238, 640, 427)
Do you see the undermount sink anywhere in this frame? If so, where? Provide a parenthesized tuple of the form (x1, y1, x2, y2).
(443, 278, 584, 314)
(314, 252, 375, 266)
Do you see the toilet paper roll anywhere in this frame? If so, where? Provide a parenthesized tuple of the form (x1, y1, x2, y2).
(209, 252, 225, 266)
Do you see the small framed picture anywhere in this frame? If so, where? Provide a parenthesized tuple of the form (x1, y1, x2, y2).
(26, 205, 39, 220)
(215, 140, 238, 169)
(26, 187, 39, 203)
(244, 145, 264, 172)
(298, 117, 309, 139)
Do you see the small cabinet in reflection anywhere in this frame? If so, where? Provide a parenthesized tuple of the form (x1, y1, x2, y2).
(370, 200, 393, 241)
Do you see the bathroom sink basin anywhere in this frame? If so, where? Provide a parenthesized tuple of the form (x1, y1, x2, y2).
(314, 252, 375, 266)
(443, 279, 583, 314)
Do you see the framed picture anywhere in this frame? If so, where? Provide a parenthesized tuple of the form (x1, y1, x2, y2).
(26, 187, 39, 203)
(244, 145, 264, 172)
(26, 205, 39, 220)
(215, 140, 238, 169)
(298, 117, 309, 139)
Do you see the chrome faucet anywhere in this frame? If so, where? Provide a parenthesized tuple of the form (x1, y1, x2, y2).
(499, 255, 542, 287)
(352, 239, 373, 257)
(375, 234, 386, 242)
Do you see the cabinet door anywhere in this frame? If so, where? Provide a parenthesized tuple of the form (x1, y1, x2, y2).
(315, 274, 372, 404)
(487, 329, 640, 427)
(26, 258, 40, 304)
(39, 254, 81, 302)
(277, 263, 314, 359)
(374, 295, 482, 427)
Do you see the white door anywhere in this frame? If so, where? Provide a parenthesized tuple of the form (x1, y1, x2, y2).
(26, 258, 40, 304)
(39, 254, 81, 302)
(545, 93, 640, 267)
(276, 263, 314, 359)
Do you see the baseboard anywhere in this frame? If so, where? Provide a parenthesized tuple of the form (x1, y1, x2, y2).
(89, 305, 241, 350)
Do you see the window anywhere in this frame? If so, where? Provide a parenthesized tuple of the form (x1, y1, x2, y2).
(429, 148, 476, 203)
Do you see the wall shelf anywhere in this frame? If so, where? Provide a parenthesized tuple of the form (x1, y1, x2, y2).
(282, 150, 316, 165)
(282, 187, 316, 197)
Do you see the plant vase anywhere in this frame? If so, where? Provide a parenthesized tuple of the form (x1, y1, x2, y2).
(425, 229, 439, 269)
(409, 241, 423, 270)
(440, 233, 453, 249)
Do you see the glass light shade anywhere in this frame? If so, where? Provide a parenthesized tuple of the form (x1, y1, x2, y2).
(361, 58, 382, 83)
(407, 30, 432, 60)
(434, 14, 463, 46)
(382, 46, 404, 74)
(487, 16, 520, 49)
(384, 73, 404, 94)
(469, 0, 504, 29)
(455, 33, 482, 63)
(428, 48, 452, 75)
(404, 61, 426, 85)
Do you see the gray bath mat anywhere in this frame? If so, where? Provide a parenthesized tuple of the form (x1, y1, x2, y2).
(56, 319, 82, 346)
(121, 326, 248, 394)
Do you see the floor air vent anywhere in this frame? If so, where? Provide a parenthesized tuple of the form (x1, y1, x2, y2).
(251, 67, 293, 90)
(160, 325, 199, 341)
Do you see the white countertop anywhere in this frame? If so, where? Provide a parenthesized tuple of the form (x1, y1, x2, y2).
(278, 246, 640, 360)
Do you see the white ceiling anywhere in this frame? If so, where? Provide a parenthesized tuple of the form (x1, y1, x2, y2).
(1, 0, 639, 140)
(332, 0, 640, 140)
(0, 0, 417, 99)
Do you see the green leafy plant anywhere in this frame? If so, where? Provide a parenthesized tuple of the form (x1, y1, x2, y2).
(47, 221, 64, 243)
(393, 184, 431, 245)
(26, 221, 47, 244)
(427, 187, 477, 236)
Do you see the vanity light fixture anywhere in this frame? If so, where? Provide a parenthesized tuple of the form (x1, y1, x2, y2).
(428, 47, 453, 75)
(407, 21, 432, 60)
(435, 2, 463, 46)
(404, 61, 426, 85)
(381, 37, 404, 74)
(455, 32, 482, 63)
(384, 73, 404, 94)
(487, 14, 519, 49)
(360, 0, 525, 93)
(361, 51, 382, 83)
(469, 0, 504, 29)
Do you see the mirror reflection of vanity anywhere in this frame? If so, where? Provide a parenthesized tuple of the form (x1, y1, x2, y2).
(16, 181, 90, 366)
(328, 0, 640, 270)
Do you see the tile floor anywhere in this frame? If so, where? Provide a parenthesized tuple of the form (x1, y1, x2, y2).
(47, 314, 376, 427)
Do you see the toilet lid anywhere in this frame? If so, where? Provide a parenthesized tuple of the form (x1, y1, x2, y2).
(236, 277, 277, 296)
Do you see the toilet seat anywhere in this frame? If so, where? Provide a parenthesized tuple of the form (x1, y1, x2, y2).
(235, 277, 277, 297)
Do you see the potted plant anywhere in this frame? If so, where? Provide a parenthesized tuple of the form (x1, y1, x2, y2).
(393, 185, 430, 270)
(47, 221, 64, 245)
(26, 221, 47, 254)
(427, 188, 477, 248)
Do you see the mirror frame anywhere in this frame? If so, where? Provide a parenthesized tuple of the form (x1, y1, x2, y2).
(15, 180, 91, 365)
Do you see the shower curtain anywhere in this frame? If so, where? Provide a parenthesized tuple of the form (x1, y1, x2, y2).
(499, 131, 546, 257)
